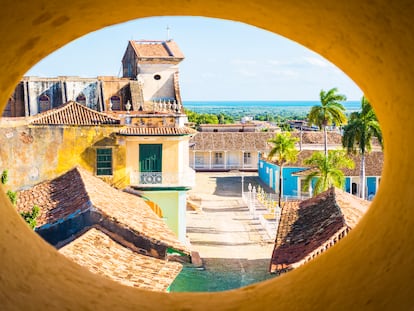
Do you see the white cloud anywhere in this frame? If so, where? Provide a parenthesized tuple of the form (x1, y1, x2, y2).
(303, 56, 330, 67)
(230, 59, 257, 65)
(201, 72, 217, 78)
(235, 69, 257, 77)
(268, 69, 298, 77)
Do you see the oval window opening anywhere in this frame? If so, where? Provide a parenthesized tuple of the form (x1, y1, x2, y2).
(4, 15, 383, 294)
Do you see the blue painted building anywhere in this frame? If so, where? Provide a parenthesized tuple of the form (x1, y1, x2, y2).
(258, 150, 383, 200)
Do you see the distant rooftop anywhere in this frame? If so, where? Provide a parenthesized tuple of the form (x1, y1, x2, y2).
(129, 40, 185, 60)
(190, 132, 276, 151)
(30, 101, 120, 126)
(269, 187, 369, 274)
(118, 126, 197, 136)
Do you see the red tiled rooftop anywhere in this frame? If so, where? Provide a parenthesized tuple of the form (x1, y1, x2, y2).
(270, 150, 383, 177)
(118, 126, 197, 136)
(60, 228, 182, 292)
(16, 167, 189, 254)
(30, 101, 120, 126)
(269, 187, 369, 274)
(130, 40, 184, 59)
(190, 132, 275, 151)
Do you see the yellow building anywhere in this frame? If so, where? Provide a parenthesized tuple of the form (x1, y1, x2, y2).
(0, 39, 196, 242)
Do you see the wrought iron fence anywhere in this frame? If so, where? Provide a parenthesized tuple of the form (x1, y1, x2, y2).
(130, 169, 196, 188)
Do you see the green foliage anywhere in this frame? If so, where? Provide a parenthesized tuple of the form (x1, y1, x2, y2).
(267, 132, 299, 166)
(1, 169, 8, 185)
(279, 122, 293, 132)
(20, 205, 40, 229)
(267, 132, 299, 206)
(342, 96, 383, 155)
(2, 170, 18, 205)
(303, 149, 354, 196)
(308, 88, 347, 155)
(342, 96, 383, 199)
(185, 109, 219, 126)
(2, 169, 39, 229)
(217, 112, 234, 124)
(308, 88, 348, 129)
(6, 190, 18, 205)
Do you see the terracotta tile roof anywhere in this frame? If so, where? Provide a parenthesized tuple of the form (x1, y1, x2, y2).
(291, 131, 343, 144)
(16, 167, 189, 254)
(269, 187, 369, 274)
(30, 101, 120, 126)
(342, 151, 384, 176)
(59, 228, 182, 292)
(283, 150, 383, 177)
(130, 40, 184, 59)
(190, 132, 275, 151)
(290, 130, 382, 147)
(16, 167, 91, 225)
(118, 126, 197, 136)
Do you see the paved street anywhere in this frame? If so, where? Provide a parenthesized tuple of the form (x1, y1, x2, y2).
(175, 172, 277, 291)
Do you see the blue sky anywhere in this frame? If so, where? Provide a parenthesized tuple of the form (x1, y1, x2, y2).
(26, 16, 363, 101)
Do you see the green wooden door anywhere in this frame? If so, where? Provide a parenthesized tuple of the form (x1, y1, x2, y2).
(139, 144, 162, 172)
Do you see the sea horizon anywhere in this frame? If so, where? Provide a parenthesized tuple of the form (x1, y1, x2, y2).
(183, 100, 360, 116)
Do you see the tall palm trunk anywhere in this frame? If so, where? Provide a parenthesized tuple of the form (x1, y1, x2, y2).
(360, 153, 366, 199)
(278, 164, 283, 207)
(323, 125, 328, 156)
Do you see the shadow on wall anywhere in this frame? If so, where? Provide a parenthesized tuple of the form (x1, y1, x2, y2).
(213, 175, 275, 197)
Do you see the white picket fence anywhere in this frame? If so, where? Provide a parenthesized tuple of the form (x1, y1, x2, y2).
(242, 183, 282, 242)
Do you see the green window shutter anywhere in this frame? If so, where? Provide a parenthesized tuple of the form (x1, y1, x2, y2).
(96, 148, 113, 176)
(139, 144, 162, 172)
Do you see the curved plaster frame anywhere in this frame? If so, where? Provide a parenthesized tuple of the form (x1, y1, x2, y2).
(0, 1, 413, 310)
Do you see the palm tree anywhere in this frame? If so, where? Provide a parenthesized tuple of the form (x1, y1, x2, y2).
(342, 96, 383, 199)
(308, 88, 347, 156)
(267, 132, 299, 207)
(303, 149, 354, 196)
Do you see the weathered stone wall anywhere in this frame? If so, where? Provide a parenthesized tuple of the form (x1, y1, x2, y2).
(100, 77, 131, 111)
(0, 124, 127, 190)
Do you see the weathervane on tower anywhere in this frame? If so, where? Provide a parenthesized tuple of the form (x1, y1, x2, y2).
(166, 25, 170, 41)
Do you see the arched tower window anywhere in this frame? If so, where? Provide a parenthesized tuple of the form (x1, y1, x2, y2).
(110, 95, 121, 111)
(76, 93, 86, 105)
(38, 94, 51, 112)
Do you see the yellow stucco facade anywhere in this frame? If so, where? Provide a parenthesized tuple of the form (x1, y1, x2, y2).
(0, 1, 413, 311)
(124, 137, 183, 175)
(0, 124, 128, 190)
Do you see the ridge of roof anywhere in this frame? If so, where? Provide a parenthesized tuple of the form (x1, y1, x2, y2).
(190, 132, 275, 151)
(30, 101, 120, 126)
(270, 187, 369, 274)
(16, 166, 189, 253)
(129, 40, 184, 59)
(118, 126, 197, 136)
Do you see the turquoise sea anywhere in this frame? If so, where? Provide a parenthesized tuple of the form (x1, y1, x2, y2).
(184, 100, 360, 117)
(184, 100, 360, 109)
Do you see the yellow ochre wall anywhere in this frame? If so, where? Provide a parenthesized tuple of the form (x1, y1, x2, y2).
(0, 1, 413, 310)
(125, 137, 182, 174)
(0, 125, 127, 190)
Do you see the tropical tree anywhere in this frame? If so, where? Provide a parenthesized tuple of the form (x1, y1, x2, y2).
(342, 96, 383, 199)
(303, 149, 354, 196)
(267, 132, 299, 207)
(1, 169, 39, 229)
(308, 88, 347, 156)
